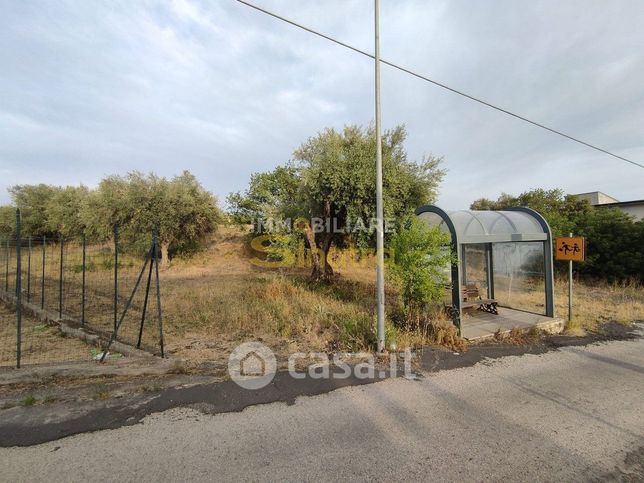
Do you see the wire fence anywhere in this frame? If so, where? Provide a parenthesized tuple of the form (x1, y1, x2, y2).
(0, 209, 165, 368)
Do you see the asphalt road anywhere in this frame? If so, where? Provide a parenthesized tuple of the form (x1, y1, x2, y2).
(2, 336, 643, 482)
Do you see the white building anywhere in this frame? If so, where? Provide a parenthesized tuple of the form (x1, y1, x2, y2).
(573, 191, 644, 221)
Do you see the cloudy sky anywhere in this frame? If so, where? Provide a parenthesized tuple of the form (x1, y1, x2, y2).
(1, 0, 643, 209)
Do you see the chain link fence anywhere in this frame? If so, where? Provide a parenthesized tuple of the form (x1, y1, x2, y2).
(0, 209, 165, 368)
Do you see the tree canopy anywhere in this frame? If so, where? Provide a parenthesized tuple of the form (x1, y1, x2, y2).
(4, 171, 221, 264)
(471, 188, 644, 281)
(228, 124, 445, 279)
(470, 188, 591, 237)
(84, 171, 221, 263)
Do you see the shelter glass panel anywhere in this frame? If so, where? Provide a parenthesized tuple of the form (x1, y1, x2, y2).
(462, 245, 489, 299)
(492, 242, 545, 315)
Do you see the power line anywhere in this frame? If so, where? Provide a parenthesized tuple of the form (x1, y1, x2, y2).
(235, 0, 644, 170)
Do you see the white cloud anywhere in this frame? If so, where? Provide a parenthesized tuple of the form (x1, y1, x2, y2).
(0, 0, 642, 208)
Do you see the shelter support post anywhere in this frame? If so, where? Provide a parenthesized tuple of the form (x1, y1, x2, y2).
(487, 243, 495, 300)
(451, 254, 462, 335)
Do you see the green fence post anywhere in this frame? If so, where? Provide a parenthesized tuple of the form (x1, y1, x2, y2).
(27, 236, 31, 302)
(137, 238, 155, 349)
(16, 209, 22, 369)
(41, 235, 46, 309)
(154, 229, 165, 358)
(113, 224, 118, 331)
(100, 244, 152, 363)
(4, 239, 8, 292)
(58, 235, 63, 320)
(81, 234, 86, 325)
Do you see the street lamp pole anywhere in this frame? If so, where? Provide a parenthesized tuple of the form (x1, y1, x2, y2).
(374, 0, 385, 352)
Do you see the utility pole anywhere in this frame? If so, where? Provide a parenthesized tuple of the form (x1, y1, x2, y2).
(568, 232, 573, 322)
(374, 0, 385, 352)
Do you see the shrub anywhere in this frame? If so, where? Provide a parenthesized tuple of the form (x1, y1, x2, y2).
(387, 216, 452, 316)
(573, 208, 644, 282)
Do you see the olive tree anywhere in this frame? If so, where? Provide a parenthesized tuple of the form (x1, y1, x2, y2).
(230, 124, 445, 279)
(85, 171, 221, 265)
(8, 184, 61, 237)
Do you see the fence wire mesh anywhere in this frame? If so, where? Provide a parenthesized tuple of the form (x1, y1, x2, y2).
(0, 209, 164, 368)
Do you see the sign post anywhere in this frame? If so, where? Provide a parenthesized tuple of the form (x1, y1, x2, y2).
(555, 234, 585, 321)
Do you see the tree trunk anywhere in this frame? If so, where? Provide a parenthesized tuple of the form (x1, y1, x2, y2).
(322, 233, 334, 279)
(320, 199, 334, 279)
(303, 224, 321, 279)
(160, 241, 170, 268)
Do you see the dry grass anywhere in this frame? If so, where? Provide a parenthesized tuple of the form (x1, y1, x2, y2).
(0, 304, 96, 367)
(3, 239, 164, 351)
(509, 276, 644, 334)
(556, 277, 644, 334)
(157, 228, 452, 363)
(159, 230, 644, 363)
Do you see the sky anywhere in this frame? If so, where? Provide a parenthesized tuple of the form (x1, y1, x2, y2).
(1, 0, 643, 209)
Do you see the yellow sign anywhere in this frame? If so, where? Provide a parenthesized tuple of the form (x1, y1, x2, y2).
(555, 236, 585, 262)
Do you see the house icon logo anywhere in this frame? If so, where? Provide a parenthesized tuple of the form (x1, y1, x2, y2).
(240, 351, 266, 377)
(228, 342, 277, 390)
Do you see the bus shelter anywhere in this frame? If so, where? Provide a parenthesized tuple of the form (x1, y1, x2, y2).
(415, 205, 555, 335)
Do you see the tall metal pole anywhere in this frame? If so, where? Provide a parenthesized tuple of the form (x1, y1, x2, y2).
(374, 0, 386, 352)
(568, 232, 573, 322)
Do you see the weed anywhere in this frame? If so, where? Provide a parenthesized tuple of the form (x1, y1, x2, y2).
(21, 395, 37, 406)
(564, 317, 587, 336)
(93, 385, 110, 400)
(142, 384, 163, 393)
(170, 360, 188, 374)
(337, 315, 377, 352)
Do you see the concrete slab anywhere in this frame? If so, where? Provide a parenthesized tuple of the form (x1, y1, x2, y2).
(462, 306, 564, 341)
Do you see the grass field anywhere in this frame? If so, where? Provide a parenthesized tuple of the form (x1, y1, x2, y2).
(157, 228, 644, 365)
(2, 227, 643, 368)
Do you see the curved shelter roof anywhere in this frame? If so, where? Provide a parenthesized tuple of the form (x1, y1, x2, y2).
(415, 206, 551, 244)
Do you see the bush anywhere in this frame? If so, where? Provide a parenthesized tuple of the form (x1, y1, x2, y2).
(338, 315, 377, 351)
(574, 208, 644, 282)
(387, 216, 452, 316)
